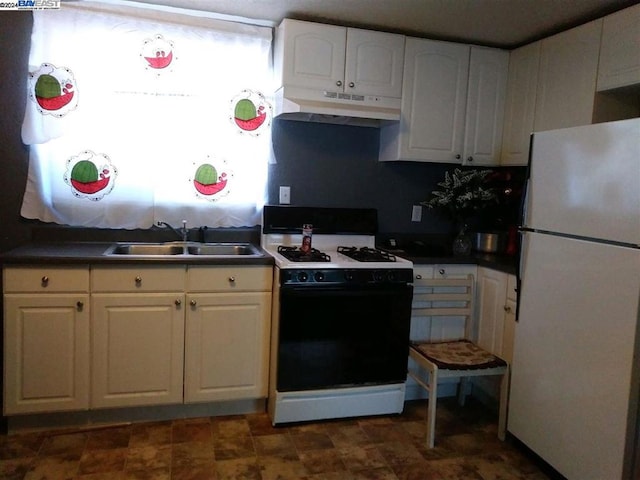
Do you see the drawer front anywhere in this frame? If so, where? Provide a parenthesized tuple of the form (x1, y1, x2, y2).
(412, 266, 435, 287)
(91, 266, 185, 292)
(434, 264, 477, 279)
(507, 274, 518, 301)
(187, 266, 272, 292)
(4, 266, 89, 293)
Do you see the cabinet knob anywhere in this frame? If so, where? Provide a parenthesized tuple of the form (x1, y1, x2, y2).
(348, 81, 355, 88)
(228, 276, 236, 283)
(135, 276, 142, 285)
(455, 154, 461, 159)
(504, 305, 512, 313)
(175, 299, 182, 306)
(41, 276, 49, 287)
(76, 301, 84, 310)
(415, 274, 422, 280)
(439, 269, 445, 275)
(467, 156, 473, 162)
(190, 300, 197, 307)
(336, 80, 342, 87)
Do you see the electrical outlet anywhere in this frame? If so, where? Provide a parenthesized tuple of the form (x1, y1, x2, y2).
(411, 205, 422, 222)
(279, 186, 291, 204)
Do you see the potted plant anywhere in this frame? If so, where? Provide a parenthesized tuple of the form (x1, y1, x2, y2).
(421, 168, 497, 255)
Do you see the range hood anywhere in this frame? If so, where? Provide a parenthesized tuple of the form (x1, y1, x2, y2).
(273, 85, 401, 128)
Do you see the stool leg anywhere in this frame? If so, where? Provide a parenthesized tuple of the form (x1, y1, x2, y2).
(497, 366, 510, 441)
(426, 366, 438, 448)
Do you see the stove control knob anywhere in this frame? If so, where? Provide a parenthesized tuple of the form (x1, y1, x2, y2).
(374, 271, 385, 282)
(297, 272, 308, 282)
(314, 272, 325, 282)
(344, 271, 356, 282)
(387, 271, 396, 282)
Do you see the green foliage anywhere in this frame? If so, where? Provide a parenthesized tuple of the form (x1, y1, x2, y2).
(422, 168, 497, 220)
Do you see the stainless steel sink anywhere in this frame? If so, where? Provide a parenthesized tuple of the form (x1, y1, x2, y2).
(104, 242, 262, 257)
(187, 243, 260, 256)
(107, 244, 184, 255)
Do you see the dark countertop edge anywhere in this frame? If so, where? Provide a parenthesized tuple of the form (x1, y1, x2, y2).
(0, 242, 275, 267)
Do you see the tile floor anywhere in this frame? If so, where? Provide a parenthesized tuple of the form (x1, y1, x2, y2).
(0, 398, 550, 480)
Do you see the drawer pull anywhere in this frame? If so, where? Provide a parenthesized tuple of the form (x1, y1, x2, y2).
(41, 276, 49, 287)
(415, 274, 422, 280)
(438, 269, 445, 275)
(228, 276, 236, 283)
(504, 305, 512, 313)
(135, 276, 142, 285)
(76, 301, 84, 310)
(190, 300, 197, 307)
(175, 299, 182, 306)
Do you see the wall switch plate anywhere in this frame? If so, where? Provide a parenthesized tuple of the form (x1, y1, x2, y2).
(279, 186, 291, 204)
(411, 205, 422, 222)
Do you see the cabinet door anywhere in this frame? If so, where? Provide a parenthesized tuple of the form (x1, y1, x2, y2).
(4, 294, 89, 414)
(395, 38, 470, 162)
(91, 293, 184, 408)
(534, 19, 601, 131)
(345, 28, 405, 98)
(184, 292, 271, 403)
(597, 3, 640, 91)
(475, 268, 508, 356)
(462, 47, 509, 166)
(500, 42, 540, 166)
(277, 19, 346, 91)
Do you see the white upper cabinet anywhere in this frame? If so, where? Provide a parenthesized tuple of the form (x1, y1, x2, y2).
(500, 42, 541, 166)
(380, 38, 470, 163)
(275, 19, 405, 98)
(462, 47, 509, 166)
(379, 39, 507, 164)
(597, 3, 640, 91)
(534, 19, 602, 132)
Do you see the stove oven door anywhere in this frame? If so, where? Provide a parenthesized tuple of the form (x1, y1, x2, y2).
(277, 283, 413, 392)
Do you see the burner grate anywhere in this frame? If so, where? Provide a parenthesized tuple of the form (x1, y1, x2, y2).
(277, 245, 331, 262)
(337, 246, 396, 262)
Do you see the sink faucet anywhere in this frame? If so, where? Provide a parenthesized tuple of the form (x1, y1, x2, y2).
(157, 220, 188, 242)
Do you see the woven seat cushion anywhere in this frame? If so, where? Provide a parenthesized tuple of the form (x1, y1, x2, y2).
(411, 339, 507, 370)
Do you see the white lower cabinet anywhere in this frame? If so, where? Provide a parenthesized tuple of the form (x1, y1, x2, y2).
(91, 293, 185, 408)
(184, 266, 272, 404)
(184, 292, 271, 403)
(474, 267, 517, 402)
(91, 266, 186, 408)
(476, 267, 517, 361)
(3, 267, 90, 415)
(3, 263, 272, 415)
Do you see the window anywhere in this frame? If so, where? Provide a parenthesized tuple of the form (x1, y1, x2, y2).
(20, 2, 273, 229)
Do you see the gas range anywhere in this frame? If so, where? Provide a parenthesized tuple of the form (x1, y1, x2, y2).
(262, 206, 414, 425)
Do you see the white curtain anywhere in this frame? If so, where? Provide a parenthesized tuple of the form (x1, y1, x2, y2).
(21, 1, 273, 229)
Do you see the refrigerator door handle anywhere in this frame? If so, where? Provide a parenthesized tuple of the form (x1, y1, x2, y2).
(515, 230, 529, 322)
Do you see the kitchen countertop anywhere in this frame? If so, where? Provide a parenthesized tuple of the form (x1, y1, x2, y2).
(1, 241, 516, 274)
(0, 242, 275, 266)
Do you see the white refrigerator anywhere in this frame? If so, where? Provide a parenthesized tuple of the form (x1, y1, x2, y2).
(509, 118, 640, 480)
